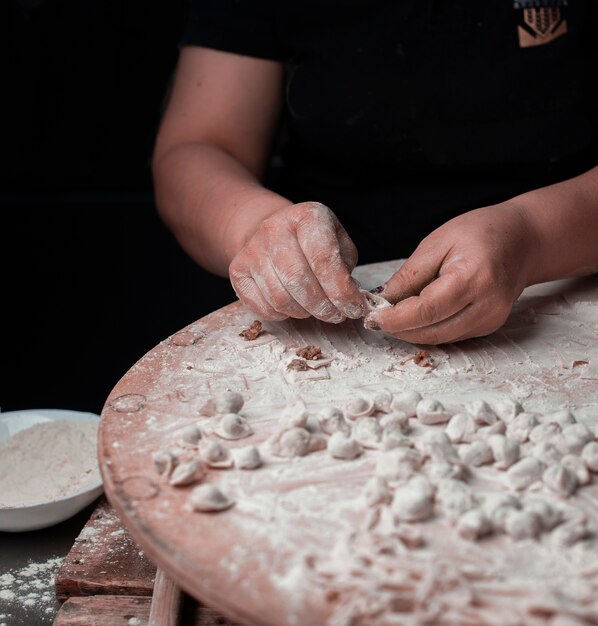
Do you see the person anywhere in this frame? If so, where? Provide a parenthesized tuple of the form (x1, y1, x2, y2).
(152, 1, 598, 345)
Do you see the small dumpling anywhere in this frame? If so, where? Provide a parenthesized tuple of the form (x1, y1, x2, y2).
(188, 484, 234, 512)
(328, 432, 363, 460)
(272, 427, 311, 457)
(318, 406, 351, 436)
(352, 417, 382, 449)
(199, 390, 244, 416)
(234, 446, 262, 470)
(177, 423, 203, 447)
(201, 440, 234, 468)
(344, 396, 375, 420)
(389, 390, 422, 417)
(216, 413, 253, 440)
(169, 459, 205, 486)
(416, 398, 450, 425)
(153, 450, 179, 477)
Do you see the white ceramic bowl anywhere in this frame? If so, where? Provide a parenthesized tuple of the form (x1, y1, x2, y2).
(0, 409, 104, 532)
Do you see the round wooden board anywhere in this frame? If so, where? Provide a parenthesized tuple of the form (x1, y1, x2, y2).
(99, 261, 598, 626)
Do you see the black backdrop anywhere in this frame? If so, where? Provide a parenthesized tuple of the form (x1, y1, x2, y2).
(3, 0, 236, 414)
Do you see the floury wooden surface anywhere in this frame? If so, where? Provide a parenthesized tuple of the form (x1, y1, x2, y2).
(53, 497, 237, 626)
(97, 261, 598, 626)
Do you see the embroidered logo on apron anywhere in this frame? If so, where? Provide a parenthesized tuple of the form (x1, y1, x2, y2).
(513, 0, 568, 47)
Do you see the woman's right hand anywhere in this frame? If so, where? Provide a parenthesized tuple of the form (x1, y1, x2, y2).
(229, 202, 366, 323)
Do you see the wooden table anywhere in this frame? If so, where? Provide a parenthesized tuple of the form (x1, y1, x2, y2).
(53, 497, 236, 626)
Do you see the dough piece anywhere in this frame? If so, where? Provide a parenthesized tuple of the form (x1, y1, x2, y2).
(376, 447, 422, 481)
(233, 446, 262, 470)
(215, 413, 253, 440)
(436, 478, 475, 521)
(391, 476, 435, 523)
(344, 396, 375, 420)
(416, 398, 450, 425)
(529, 422, 561, 445)
(581, 441, 598, 472)
(199, 390, 244, 417)
(362, 290, 391, 329)
(551, 518, 588, 547)
(390, 390, 422, 417)
(380, 412, 409, 435)
(445, 413, 477, 444)
(272, 427, 312, 457)
(505, 509, 541, 540)
(372, 388, 393, 414)
(559, 423, 593, 454)
(560, 454, 590, 485)
(545, 408, 576, 428)
(507, 457, 544, 491)
(188, 484, 234, 512)
(279, 398, 309, 429)
(177, 423, 203, 447)
(506, 412, 538, 443)
(474, 420, 506, 441)
(481, 493, 521, 532)
(457, 509, 492, 541)
(491, 398, 523, 424)
(352, 417, 382, 449)
(522, 496, 563, 531)
(169, 459, 205, 487)
(328, 432, 363, 460)
(418, 431, 460, 465)
(543, 464, 578, 497)
(381, 430, 411, 451)
(488, 434, 520, 469)
(201, 440, 234, 468)
(153, 450, 179, 477)
(465, 400, 498, 426)
(363, 476, 392, 507)
(459, 441, 493, 467)
(318, 406, 351, 436)
(532, 442, 562, 466)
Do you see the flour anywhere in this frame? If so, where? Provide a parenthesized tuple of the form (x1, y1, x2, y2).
(0, 421, 100, 508)
(101, 266, 598, 626)
(0, 557, 63, 623)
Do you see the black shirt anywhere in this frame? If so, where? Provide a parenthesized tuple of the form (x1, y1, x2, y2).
(180, 0, 597, 262)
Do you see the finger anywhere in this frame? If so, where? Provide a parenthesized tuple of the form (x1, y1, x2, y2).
(380, 243, 446, 304)
(367, 271, 470, 332)
(333, 217, 359, 270)
(386, 303, 478, 345)
(267, 232, 347, 324)
(229, 269, 288, 321)
(251, 258, 312, 320)
(296, 219, 365, 319)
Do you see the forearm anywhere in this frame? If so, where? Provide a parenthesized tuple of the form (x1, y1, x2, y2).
(512, 166, 598, 285)
(153, 141, 290, 276)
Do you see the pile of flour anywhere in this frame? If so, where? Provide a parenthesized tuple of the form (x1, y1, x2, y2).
(0, 556, 64, 625)
(0, 420, 101, 508)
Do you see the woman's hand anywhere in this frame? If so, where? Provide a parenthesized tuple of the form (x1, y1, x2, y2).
(365, 202, 540, 344)
(229, 202, 366, 322)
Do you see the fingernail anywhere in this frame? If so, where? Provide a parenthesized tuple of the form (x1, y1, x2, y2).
(364, 316, 380, 331)
(370, 285, 384, 295)
(345, 303, 364, 319)
(330, 312, 346, 324)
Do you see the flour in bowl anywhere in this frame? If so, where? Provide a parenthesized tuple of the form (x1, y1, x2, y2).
(0, 420, 101, 508)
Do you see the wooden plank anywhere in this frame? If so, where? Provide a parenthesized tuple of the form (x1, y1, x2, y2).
(53, 595, 151, 626)
(55, 497, 156, 600)
(53, 595, 238, 626)
(148, 569, 181, 626)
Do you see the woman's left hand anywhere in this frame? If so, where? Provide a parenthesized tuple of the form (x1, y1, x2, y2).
(365, 202, 540, 344)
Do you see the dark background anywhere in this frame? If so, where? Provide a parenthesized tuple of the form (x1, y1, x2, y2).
(3, 0, 236, 414)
